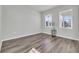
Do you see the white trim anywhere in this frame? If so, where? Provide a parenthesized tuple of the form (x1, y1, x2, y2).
(2, 32, 79, 44)
(1, 32, 41, 51)
(2, 32, 41, 41)
(42, 32, 79, 41)
(2, 35, 27, 41)
(57, 34, 79, 41)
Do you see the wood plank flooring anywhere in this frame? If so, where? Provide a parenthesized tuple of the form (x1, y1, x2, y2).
(1, 33, 79, 53)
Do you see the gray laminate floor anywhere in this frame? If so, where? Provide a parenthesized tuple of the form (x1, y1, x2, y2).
(1, 33, 79, 53)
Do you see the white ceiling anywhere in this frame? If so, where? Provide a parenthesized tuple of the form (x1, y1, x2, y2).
(26, 5, 56, 12)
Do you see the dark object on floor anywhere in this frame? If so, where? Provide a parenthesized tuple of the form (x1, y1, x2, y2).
(51, 28, 57, 37)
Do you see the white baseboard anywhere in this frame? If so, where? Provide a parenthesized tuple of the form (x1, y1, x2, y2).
(42, 32, 79, 41)
(2, 32, 79, 42)
(57, 35, 79, 41)
(2, 32, 41, 41)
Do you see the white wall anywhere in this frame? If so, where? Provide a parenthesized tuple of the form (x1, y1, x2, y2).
(0, 6, 2, 51)
(2, 6, 41, 40)
(78, 7, 79, 39)
(41, 5, 79, 40)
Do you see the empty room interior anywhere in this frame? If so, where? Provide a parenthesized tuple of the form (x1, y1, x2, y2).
(0, 5, 79, 53)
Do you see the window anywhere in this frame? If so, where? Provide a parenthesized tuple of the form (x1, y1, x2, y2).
(45, 14, 52, 28)
(59, 9, 73, 29)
